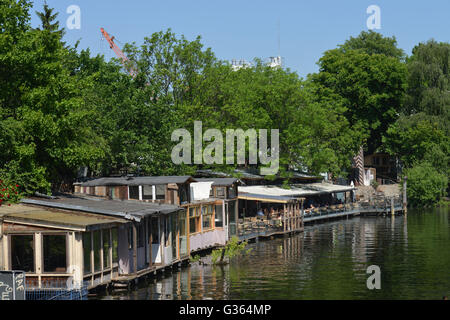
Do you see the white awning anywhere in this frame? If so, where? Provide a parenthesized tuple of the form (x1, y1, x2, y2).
(238, 183, 355, 202)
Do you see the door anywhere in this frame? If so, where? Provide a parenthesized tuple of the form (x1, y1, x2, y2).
(151, 217, 161, 264)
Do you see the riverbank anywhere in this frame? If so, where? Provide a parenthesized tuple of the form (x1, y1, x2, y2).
(95, 207, 450, 300)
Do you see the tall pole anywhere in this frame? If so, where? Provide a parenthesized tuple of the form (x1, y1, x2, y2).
(403, 176, 408, 214)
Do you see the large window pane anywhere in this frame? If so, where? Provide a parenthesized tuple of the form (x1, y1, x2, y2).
(143, 185, 153, 200)
(151, 218, 159, 244)
(102, 230, 110, 269)
(228, 201, 237, 236)
(171, 213, 178, 258)
(156, 185, 165, 200)
(43, 235, 67, 273)
(216, 187, 225, 198)
(228, 186, 236, 198)
(165, 216, 171, 247)
(138, 223, 145, 248)
(109, 187, 116, 199)
(215, 204, 223, 227)
(179, 211, 186, 237)
(93, 230, 101, 272)
(179, 210, 188, 256)
(111, 228, 118, 264)
(11, 235, 34, 272)
(189, 207, 200, 233)
(83, 232, 92, 274)
(202, 205, 213, 230)
(129, 186, 139, 200)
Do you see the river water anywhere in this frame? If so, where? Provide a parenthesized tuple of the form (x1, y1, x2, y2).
(98, 208, 449, 300)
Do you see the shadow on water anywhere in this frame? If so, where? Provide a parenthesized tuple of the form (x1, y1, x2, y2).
(97, 207, 449, 300)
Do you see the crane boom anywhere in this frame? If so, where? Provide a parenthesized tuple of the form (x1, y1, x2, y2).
(100, 27, 137, 78)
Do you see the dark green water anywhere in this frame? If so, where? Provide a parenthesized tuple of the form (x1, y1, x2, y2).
(100, 208, 449, 300)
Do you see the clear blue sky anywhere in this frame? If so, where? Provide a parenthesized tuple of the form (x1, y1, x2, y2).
(30, 0, 450, 78)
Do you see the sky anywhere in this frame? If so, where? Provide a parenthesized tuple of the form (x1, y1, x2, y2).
(29, 0, 450, 78)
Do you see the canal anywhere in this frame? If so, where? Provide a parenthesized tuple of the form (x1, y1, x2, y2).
(97, 207, 449, 300)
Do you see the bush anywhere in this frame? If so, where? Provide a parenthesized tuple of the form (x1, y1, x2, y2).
(0, 179, 22, 206)
(404, 161, 448, 207)
(211, 236, 251, 265)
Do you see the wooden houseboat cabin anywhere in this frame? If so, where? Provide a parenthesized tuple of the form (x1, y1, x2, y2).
(0, 202, 127, 290)
(1, 194, 190, 290)
(74, 176, 241, 254)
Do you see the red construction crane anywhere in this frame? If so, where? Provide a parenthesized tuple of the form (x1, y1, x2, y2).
(100, 27, 138, 78)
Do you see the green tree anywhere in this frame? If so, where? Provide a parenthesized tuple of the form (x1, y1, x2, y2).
(35, 2, 64, 37)
(403, 40, 450, 126)
(312, 31, 407, 154)
(339, 30, 405, 60)
(404, 162, 448, 207)
(383, 113, 449, 177)
(0, 1, 106, 193)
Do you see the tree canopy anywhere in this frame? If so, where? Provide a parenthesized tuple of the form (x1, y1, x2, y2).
(0, 1, 448, 206)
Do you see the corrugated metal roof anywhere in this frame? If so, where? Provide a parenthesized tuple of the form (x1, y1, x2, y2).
(238, 183, 355, 199)
(20, 195, 182, 222)
(79, 176, 196, 187)
(196, 169, 322, 180)
(194, 178, 240, 186)
(1, 204, 127, 231)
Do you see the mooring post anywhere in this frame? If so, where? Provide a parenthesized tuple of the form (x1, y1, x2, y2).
(403, 176, 408, 214)
(390, 197, 395, 216)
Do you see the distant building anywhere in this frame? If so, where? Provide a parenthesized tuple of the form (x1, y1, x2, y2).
(230, 56, 284, 71)
(364, 153, 399, 184)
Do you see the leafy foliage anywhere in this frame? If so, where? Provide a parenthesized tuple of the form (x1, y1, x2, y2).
(403, 162, 448, 207)
(312, 32, 407, 153)
(0, 179, 22, 206)
(0, 2, 448, 208)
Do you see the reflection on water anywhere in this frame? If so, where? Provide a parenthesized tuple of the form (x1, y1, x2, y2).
(99, 208, 449, 300)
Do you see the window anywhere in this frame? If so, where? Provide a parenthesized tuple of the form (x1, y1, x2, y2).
(127, 226, 133, 249)
(43, 234, 67, 273)
(151, 218, 159, 244)
(109, 187, 116, 199)
(228, 186, 236, 198)
(202, 205, 214, 230)
(189, 207, 201, 233)
(10, 235, 34, 272)
(111, 228, 118, 265)
(165, 216, 171, 247)
(93, 230, 101, 272)
(216, 187, 225, 198)
(215, 204, 223, 227)
(83, 232, 92, 274)
(143, 185, 153, 200)
(179, 210, 187, 238)
(156, 185, 166, 200)
(228, 200, 237, 236)
(179, 210, 188, 256)
(137, 223, 145, 248)
(129, 186, 139, 200)
(102, 230, 110, 269)
(179, 185, 189, 204)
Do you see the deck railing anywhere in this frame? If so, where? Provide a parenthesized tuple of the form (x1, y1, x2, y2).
(238, 196, 404, 240)
(25, 279, 89, 300)
(237, 215, 303, 239)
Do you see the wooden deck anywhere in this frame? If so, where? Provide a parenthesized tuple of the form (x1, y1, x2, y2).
(109, 257, 189, 289)
(238, 201, 404, 242)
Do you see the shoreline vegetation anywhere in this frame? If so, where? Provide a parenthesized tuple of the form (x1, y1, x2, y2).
(0, 1, 448, 208)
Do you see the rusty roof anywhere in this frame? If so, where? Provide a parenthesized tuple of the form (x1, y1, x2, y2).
(0, 204, 127, 231)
